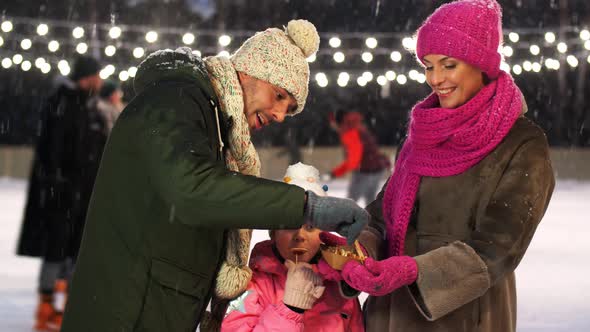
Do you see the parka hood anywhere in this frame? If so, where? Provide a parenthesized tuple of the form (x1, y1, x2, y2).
(133, 47, 216, 100)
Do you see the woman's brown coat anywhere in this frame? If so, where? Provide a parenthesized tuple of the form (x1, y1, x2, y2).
(358, 117, 555, 332)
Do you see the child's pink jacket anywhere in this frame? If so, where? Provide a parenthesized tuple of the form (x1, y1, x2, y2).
(221, 240, 364, 332)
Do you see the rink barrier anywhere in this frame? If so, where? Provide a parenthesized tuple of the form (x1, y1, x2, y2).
(1, 145, 589, 180)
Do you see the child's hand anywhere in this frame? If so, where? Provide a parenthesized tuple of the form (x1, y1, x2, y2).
(283, 260, 325, 310)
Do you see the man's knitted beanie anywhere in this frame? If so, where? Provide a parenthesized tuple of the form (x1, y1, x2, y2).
(416, 0, 503, 79)
(230, 19, 320, 115)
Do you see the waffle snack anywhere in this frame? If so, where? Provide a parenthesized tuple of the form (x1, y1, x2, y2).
(320, 240, 366, 270)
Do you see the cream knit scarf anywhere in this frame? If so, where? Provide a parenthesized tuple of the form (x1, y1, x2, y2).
(201, 55, 260, 330)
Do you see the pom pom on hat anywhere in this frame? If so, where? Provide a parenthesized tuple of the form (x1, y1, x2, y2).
(416, 0, 503, 79)
(283, 162, 327, 197)
(286, 20, 320, 57)
(231, 20, 319, 115)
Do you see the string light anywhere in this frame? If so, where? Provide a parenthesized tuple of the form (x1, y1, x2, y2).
(72, 27, 85, 39)
(396, 74, 407, 85)
(580, 29, 590, 41)
(37, 23, 49, 36)
(337, 72, 350, 87)
(390, 51, 402, 62)
(1, 21, 13, 32)
(362, 71, 373, 82)
(0, 36, 3, 47)
(545, 58, 560, 70)
(76, 42, 88, 54)
(182, 32, 195, 45)
(512, 64, 523, 75)
(21, 60, 32, 71)
(333, 51, 345, 63)
(192, 50, 201, 57)
(567, 55, 579, 67)
(416, 73, 426, 83)
(58, 60, 70, 75)
(402, 37, 416, 51)
(356, 76, 367, 87)
(508, 32, 520, 43)
(329, 37, 341, 48)
(385, 70, 396, 81)
(315, 72, 328, 87)
(501, 45, 514, 57)
(529, 44, 540, 55)
(145, 31, 158, 43)
(557, 42, 567, 53)
(361, 52, 373, 63)
(544, 32, 556, 44)
(119, 71, 129, 81)
(532, 62, 542, 72)
(34, 57, 45, 68)
(218, 35, 231, 46)
(1, 58, 12, 68)
(21, 39, 32, 50)
(105, 45, 116, 56)
(365, 37, 378, 49)
(48, 40, 59, 52)
(128, 66, 137, 77)
(109, 26, 122, 39)
(12, 54, 23, 65)
(41, 63, 51, 74)
(500, 61, 511, 73)
(306, 53, 316, 63)
(217, 50, 230, 57)
(376, 75, 387, 86)
(523, 60, 533, 71)
(133, 47, 145, 58)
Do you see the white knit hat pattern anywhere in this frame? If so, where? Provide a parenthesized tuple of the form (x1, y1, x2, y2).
(230, 19, 320, 115)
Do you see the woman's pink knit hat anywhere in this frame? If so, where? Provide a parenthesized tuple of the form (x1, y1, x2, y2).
(416, 0, 503, 79)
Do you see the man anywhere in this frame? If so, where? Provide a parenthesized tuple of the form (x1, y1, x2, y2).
(17, 55, 105, 331)
(62, 20, 369, 332)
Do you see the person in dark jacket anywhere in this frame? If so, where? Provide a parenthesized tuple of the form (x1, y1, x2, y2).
(327, 110, 390, 205)
(61, 20, 369, 332)
(16, 55, 105, 331)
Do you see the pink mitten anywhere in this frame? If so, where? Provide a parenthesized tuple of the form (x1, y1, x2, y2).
(342, 256, 418, 296)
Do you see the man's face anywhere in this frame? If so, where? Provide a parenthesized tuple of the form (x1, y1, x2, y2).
(238, 72, 298, 131)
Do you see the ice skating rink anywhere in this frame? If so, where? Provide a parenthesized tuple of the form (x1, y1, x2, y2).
(1, 178, 589, 331)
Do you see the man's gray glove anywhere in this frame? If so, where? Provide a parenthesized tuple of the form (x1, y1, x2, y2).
(304, 191, 369, 245)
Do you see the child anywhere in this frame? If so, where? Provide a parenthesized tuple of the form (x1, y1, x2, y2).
(221, 163, 364, 332)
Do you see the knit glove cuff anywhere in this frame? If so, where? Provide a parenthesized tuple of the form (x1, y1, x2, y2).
(283, 261, 325, 310)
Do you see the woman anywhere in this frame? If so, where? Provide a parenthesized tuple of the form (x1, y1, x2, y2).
(321, 1, 555, 331)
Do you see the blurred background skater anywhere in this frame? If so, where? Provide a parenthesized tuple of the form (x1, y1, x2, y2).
(325, 110, 390, 206)
(97, 79, 126, 135)
(15, 55, 105, 332)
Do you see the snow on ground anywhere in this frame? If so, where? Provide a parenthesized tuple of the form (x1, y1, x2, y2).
(0, 177, 589, 331)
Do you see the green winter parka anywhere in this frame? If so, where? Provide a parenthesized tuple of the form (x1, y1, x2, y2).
(61, 50, 305, 332)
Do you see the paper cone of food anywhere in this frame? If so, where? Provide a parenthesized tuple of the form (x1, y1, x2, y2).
(320, 240, 366, 270)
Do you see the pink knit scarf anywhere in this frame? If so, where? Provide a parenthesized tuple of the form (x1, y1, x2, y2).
(383, 71, 523, 257)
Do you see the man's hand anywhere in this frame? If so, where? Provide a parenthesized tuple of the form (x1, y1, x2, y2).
(304, 191, 369, 245)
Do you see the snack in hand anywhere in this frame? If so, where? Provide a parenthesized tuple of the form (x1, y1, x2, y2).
(320, 240, 365, 270)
